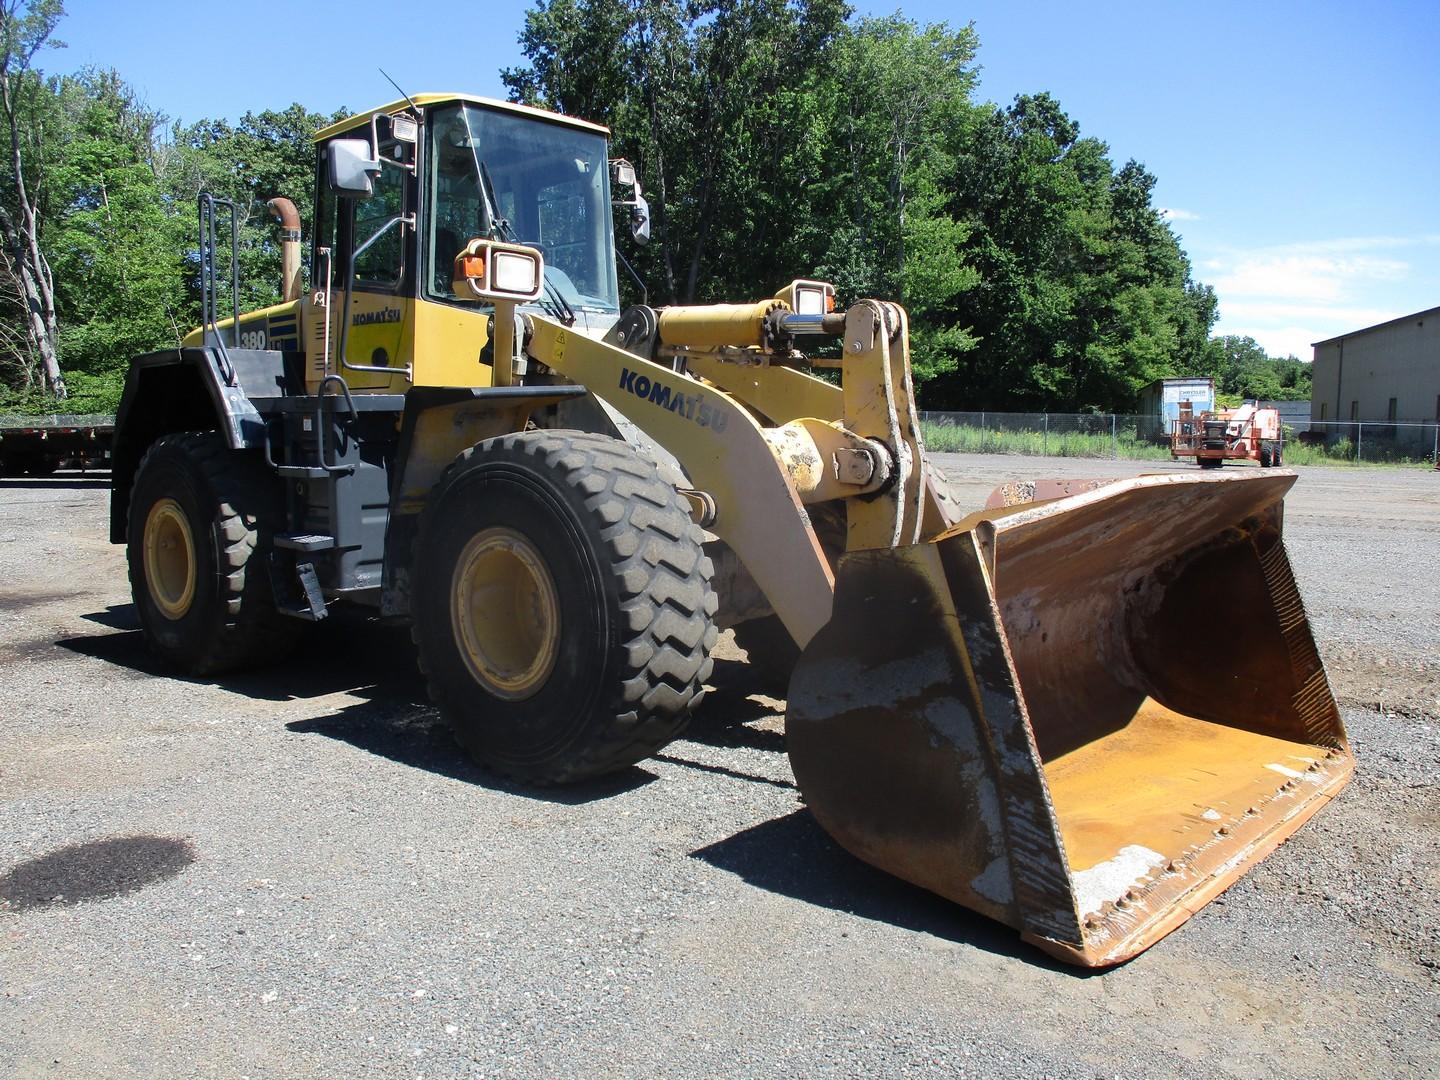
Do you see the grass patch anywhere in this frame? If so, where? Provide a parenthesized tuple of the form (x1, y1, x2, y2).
(922, 421, 1436, 469)
(921, 421, 1172, 461)
(1274, 440, 1433, 469)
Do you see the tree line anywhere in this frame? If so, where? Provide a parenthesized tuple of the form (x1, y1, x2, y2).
(0, 0, 1308, 416)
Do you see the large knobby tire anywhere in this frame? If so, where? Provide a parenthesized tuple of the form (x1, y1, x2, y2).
(412, 430, 718, 783)
(127, 432, 299, 674)
(1199, 457, 1223, 469)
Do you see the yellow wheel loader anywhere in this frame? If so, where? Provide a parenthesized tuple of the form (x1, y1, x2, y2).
(109, 95, 1351, 967)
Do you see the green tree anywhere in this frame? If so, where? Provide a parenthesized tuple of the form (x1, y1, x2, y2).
(0, 0, 65, 397)
(1210, 334, 1310, 402)
(42, 69, 184, 406)
(504, 2, 982, 383)
(166, 102, 343, 317)
(930, 94, 1218, 411)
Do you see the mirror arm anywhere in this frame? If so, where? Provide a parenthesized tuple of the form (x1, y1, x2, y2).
(616, 247, 648, 306)
(369, 113, 417, 174)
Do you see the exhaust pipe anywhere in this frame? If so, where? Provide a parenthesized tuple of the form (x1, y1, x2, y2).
(267, 197, 302, 303)
(787, 470, 1351, 967)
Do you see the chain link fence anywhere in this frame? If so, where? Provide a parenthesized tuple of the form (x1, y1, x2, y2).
(1294, 420, 1439, 465)
(919, 411, 1173, 460)
(920, 411, 1440, 467)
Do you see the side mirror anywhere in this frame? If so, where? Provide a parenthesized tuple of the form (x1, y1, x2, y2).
(631, 193, 651, 246)
(327, 139, 381, 198)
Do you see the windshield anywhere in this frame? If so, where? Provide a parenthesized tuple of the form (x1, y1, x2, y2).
(425, 103, 619, 314)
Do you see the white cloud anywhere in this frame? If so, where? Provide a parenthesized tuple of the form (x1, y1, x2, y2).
(1201, 234, 1437, 359)
(1159, 207, 1200, 221)
(1221, 326, 1330, 361)
(1264, 234, 1440, 256)
(1219, 301, 1398, 326)
(1211, 254, 1406, 305)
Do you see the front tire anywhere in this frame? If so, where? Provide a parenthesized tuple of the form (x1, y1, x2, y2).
(413, 430, 718, 783)
(127, 432, 298, 674)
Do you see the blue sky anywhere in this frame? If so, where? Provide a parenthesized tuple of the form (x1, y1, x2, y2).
(47, 0, 1440, 360)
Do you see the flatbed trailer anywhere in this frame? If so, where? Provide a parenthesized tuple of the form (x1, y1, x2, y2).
(0, 414, 115, 476)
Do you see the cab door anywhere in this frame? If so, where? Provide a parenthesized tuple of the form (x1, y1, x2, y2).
(305, 125, 418, 393)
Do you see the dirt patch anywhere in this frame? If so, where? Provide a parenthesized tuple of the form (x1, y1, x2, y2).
(1324, 644, 1439, 718)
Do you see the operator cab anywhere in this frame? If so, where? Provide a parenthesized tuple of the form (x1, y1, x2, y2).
(307, 94, 641, 392)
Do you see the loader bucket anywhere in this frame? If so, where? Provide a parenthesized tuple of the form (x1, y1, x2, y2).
(787, 470, 1351, 967)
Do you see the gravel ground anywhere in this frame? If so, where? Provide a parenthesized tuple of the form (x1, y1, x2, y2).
(1, 455, 1436, 1079)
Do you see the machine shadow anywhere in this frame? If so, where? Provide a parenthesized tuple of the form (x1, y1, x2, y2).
(78, 603, 141, 630)
(682, 659, 788, 754)
(56, 607, 655, 805)
(692, 808, 1081, 971)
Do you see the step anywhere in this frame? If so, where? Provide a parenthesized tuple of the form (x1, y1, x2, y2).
(275, 464, 352, 479)
(273, 533, 336, 552)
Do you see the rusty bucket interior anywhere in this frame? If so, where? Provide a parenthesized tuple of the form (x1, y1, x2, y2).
(787, 470, 1351, 967)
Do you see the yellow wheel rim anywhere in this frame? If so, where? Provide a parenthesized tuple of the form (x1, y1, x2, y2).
(451, 527, 561, 700)
(143, 498, 197, 620)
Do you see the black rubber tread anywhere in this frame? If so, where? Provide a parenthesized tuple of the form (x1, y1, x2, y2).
(411, 429, 718, 783)
(127, 432, 300, 675)
(1199, 457, 1224, 469)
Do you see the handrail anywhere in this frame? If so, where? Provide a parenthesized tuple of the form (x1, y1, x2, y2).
(198, 193, 241, 386)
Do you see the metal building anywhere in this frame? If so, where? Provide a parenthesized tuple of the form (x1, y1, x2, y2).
(1311, 305, 1440, 424)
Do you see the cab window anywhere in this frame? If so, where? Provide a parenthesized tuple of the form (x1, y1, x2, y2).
(353, 139, 407, 287)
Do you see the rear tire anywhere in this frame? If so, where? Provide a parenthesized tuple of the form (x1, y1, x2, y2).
(1259, 446, 1274, 468)
(127, 432, 299, 674)
(412, 430, 718, 783)
(1199, 457, 1223, 469)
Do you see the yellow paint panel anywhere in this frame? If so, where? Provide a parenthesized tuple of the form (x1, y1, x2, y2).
(682, 353, 842, 424)
(1044, 697, 1331, 873)
(411, 300, 494, 388)
(180, 300, 301, 348)
(341, 292, 411, 391)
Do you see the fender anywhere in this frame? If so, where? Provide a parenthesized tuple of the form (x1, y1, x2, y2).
(109, 347, 291, 543)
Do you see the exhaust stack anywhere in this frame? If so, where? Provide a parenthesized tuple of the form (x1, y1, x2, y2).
(267, 197, 302, 303)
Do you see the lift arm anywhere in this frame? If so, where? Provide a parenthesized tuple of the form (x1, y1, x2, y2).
(523, 312, 837, 648)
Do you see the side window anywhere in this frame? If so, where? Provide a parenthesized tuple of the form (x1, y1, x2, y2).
(353, 140, 407, 286)
(312, 154, 338, 289)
